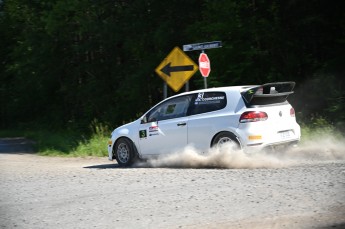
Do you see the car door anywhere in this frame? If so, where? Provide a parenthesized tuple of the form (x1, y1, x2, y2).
(138, 95, 192, 156)
(187, 91, 228, 151)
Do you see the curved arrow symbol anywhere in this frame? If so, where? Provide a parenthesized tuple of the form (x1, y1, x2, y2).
(160, 62, 194, 77)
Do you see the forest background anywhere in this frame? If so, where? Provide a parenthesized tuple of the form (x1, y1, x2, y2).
(1, 0, 344, 155)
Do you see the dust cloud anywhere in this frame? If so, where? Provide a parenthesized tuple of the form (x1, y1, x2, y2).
(144, 135, 345, 169)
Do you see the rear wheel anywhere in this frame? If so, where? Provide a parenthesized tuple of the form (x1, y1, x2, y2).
(114, 138, 137, 166)
(212, 132, 241, 150)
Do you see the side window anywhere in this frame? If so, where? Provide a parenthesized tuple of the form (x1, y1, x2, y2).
(189, 92, 227, 115)
(146, 95, 191, 122)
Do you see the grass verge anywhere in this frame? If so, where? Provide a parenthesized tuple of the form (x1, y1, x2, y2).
(300, 117, 344, 142)
(0, 117, 343, 157)
(0, 121, 110, 157)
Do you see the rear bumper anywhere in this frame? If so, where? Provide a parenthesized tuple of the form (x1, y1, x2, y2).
(236, 121, 301, 151)
(262, 139, 299, 151)
(243, 139, 299, 152)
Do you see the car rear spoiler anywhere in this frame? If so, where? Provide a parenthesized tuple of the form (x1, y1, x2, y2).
(241, 82, 295, 105)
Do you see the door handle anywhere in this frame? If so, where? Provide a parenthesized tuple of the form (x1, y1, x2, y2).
(177, 122, 186, 126)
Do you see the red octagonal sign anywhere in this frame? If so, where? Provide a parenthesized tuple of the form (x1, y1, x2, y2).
(198, 53, 211, 77)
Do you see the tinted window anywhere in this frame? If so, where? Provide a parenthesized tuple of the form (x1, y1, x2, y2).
(146, 95, 192, 122)
(189, 92, 227, 115)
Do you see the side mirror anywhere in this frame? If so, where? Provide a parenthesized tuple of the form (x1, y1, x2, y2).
(141, 116, 147, 124)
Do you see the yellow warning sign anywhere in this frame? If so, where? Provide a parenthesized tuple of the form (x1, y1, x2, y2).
(155, 47, 198, 92)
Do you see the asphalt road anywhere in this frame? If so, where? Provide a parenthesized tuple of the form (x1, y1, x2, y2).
(0, 138, 345, 229)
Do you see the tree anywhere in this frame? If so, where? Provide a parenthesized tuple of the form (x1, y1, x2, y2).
(1, 0, 344, 131)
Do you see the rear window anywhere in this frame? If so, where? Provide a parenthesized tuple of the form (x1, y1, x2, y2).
(188, 92, 227, 115)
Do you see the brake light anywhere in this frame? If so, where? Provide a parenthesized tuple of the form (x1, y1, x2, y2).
(239, 111, 268, 123)
(290, 107, 295, 117)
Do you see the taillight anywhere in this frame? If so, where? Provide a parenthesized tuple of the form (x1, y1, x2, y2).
(290, 107, 295, 117)
(239, 111, 268, 123)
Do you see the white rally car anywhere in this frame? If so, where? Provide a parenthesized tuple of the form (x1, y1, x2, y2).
(108, 82, 301, 166)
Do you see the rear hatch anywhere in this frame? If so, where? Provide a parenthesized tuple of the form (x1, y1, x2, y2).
(239, 82, 300, 145)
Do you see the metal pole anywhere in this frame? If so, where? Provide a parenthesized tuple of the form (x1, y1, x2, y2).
(185, 81, 189, 92)
(163, 82, 167, 99)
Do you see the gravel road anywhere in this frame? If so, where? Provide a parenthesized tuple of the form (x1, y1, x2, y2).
(0, 138, 345, 229)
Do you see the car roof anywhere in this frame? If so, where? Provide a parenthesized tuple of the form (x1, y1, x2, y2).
(175, 85, 258, 97)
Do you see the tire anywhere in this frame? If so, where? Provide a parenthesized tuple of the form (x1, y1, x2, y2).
(212, 132, 241, 150)
(114, 138, 137, 166)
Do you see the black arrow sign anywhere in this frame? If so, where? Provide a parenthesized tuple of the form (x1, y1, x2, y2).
(160, 62, 194, 77)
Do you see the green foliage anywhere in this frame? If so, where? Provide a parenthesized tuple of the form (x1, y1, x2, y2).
(69, 134, 108, 157)
(300, 116, 343, 143)
(0, 128, 81, 155)
(1, 0, 345, 133)
(66, 119, 110, 157)
(0, 121, 110, 157)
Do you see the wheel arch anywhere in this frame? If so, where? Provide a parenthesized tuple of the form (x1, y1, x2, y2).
(210, 131, 243, 148)
(112, 136, 139, 160)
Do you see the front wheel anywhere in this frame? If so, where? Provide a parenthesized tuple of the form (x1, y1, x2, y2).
(212, 132, 241, 151)
(114, 138, 137, 166)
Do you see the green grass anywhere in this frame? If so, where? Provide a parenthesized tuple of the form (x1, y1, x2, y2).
(0, 121, 111, 157)
(35, 132, 109, 157)
(69, 134, 109, 157)
(300, 116, 344, 142)
(1, 116, 343, 157)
